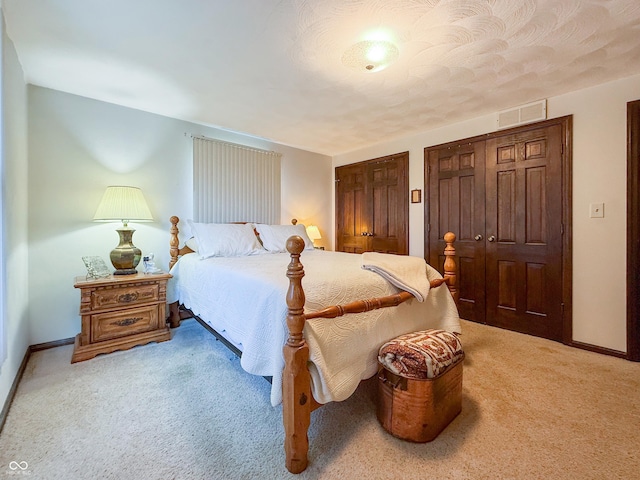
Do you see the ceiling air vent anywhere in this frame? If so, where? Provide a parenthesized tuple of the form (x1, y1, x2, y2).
(496, 99, 547, 129)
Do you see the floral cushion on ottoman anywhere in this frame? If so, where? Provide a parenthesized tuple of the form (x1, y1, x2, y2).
(378, 329, 464, 379)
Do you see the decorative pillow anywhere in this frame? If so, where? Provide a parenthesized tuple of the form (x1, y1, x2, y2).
(378, 329, 464, 379)
(253, 224, 315, 252)
(187, 221, 264, 259)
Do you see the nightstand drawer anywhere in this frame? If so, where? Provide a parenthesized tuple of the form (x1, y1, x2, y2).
(91, 305, 158, 343)
(91, 283, 159, 310)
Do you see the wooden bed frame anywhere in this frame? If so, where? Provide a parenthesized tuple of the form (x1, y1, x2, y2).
(167, 216, 458, 474)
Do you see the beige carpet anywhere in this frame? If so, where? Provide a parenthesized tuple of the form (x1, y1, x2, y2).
(1, 318, 639, 479)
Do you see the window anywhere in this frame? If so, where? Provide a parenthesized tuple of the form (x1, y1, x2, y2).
(193, 136, 281, 224)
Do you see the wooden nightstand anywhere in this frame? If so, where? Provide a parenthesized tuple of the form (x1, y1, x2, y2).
(72, 272, 172, 363)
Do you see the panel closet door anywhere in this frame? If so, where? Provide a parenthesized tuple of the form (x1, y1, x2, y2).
(426, 120, 567, 342)
(485, 124, 564, 341)
(336, 162, 369, 254)
(427, 141, 486, 323)
(336, 153, 409, 255)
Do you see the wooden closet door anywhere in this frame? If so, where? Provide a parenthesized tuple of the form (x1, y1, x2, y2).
(336, 163, 369, 253)
(368, 155, 408, 254)
(426, 118, 570, 343)
(336, 153, 409, 255)
(427, 142, 486, 322)
(485, 125, 564, 340)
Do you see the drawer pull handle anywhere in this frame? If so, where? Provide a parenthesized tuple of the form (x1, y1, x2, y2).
(113, 317, 142, 327)
(118, 293, 139, 303)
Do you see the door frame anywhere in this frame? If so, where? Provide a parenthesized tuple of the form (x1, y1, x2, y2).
(424, 116, 573, 345)
(628, 100, 640, 362)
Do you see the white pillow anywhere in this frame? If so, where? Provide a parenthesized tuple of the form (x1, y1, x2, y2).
(185, 237, 198, 252)
(187, 221, 264, 259)
(254, 224, 315, 252)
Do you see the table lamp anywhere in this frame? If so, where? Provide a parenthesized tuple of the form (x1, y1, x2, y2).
(306, 225, 321, 248)
(93, 186, 153, 275)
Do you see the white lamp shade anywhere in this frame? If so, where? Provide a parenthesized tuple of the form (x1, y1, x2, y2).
(306, 225, 321, 241)
(93, 186, 153, 223)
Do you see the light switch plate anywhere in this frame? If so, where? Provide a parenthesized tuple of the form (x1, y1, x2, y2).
(589, 202, 604, 218)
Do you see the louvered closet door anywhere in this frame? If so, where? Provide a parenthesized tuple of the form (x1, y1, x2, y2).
(427, 141, 486, 323)
(485, 125, 564, 341)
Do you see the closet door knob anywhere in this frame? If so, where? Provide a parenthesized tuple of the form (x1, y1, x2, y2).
(474, 234, 483, 241)
(488, 235, 496, 242)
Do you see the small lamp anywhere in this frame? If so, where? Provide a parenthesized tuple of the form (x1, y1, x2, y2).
(93, 186, 153, 275)
(306, 225, 321, 247)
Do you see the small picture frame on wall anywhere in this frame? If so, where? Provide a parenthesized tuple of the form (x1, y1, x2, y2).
(411, 189, 422, 203)
(82, 256, 111, 279)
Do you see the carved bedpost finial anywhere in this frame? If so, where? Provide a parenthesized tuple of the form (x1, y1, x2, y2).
(283, 234, 311, 473)
(443, 231, 456, 247)
(285, 236, 306, 347)
(169, 216, 180, 271)
(443, 232, 458, 304)
(286, 235, 305, 255)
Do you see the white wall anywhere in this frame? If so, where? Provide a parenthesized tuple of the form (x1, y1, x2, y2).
(27, 86, 332, 345)
(0, 10, 30, 412)
(333, 74, 640, 354)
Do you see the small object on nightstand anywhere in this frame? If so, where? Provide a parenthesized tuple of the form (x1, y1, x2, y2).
(72, 272, 172, 363)
(143, 253, 163, 274)
(314, 246, 325, 250)
(82, 256, 111, 279)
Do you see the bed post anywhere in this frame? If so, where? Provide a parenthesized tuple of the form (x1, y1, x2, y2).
(169, 216, 180, 271)
(283, 235, 311, 474)
(443, 232, 458, 304)
(168, 216, 181, 328)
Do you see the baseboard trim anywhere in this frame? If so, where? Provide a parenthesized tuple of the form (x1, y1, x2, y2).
(30, 337, 75, 352)
(0, 337, 74, 434)
(0, 346, 30, 435)
(570, 340, 627, 359)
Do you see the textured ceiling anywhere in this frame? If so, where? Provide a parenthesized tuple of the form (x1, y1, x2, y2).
(4, 0, 640, 155)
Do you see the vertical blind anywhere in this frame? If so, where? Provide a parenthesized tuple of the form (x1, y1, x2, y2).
(193, 136, 282, 224)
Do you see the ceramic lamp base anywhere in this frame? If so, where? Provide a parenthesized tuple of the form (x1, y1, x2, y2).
(110, 227, 142, 275)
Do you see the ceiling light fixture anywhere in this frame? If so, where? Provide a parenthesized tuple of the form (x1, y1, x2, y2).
(341, 40, 399, 73)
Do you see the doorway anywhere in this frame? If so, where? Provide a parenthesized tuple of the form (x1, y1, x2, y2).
(425, 116, 572, 343)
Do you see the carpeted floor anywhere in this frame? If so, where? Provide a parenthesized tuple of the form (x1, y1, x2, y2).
(1, 318, 639, 479)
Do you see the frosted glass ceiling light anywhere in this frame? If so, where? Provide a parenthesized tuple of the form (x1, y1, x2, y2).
(342, 40, 399, 72)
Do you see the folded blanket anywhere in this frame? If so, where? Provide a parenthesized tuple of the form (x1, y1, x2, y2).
(361, 252, 430, 301)
(378, 329, 464, 379)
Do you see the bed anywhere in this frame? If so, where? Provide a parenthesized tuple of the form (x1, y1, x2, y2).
(166, 216, 460, 473)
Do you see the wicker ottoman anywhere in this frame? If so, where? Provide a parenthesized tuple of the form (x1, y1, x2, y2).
(376, 329, 464, 442)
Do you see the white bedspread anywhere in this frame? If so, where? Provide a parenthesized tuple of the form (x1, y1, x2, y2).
(167, 250, 460, 406)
